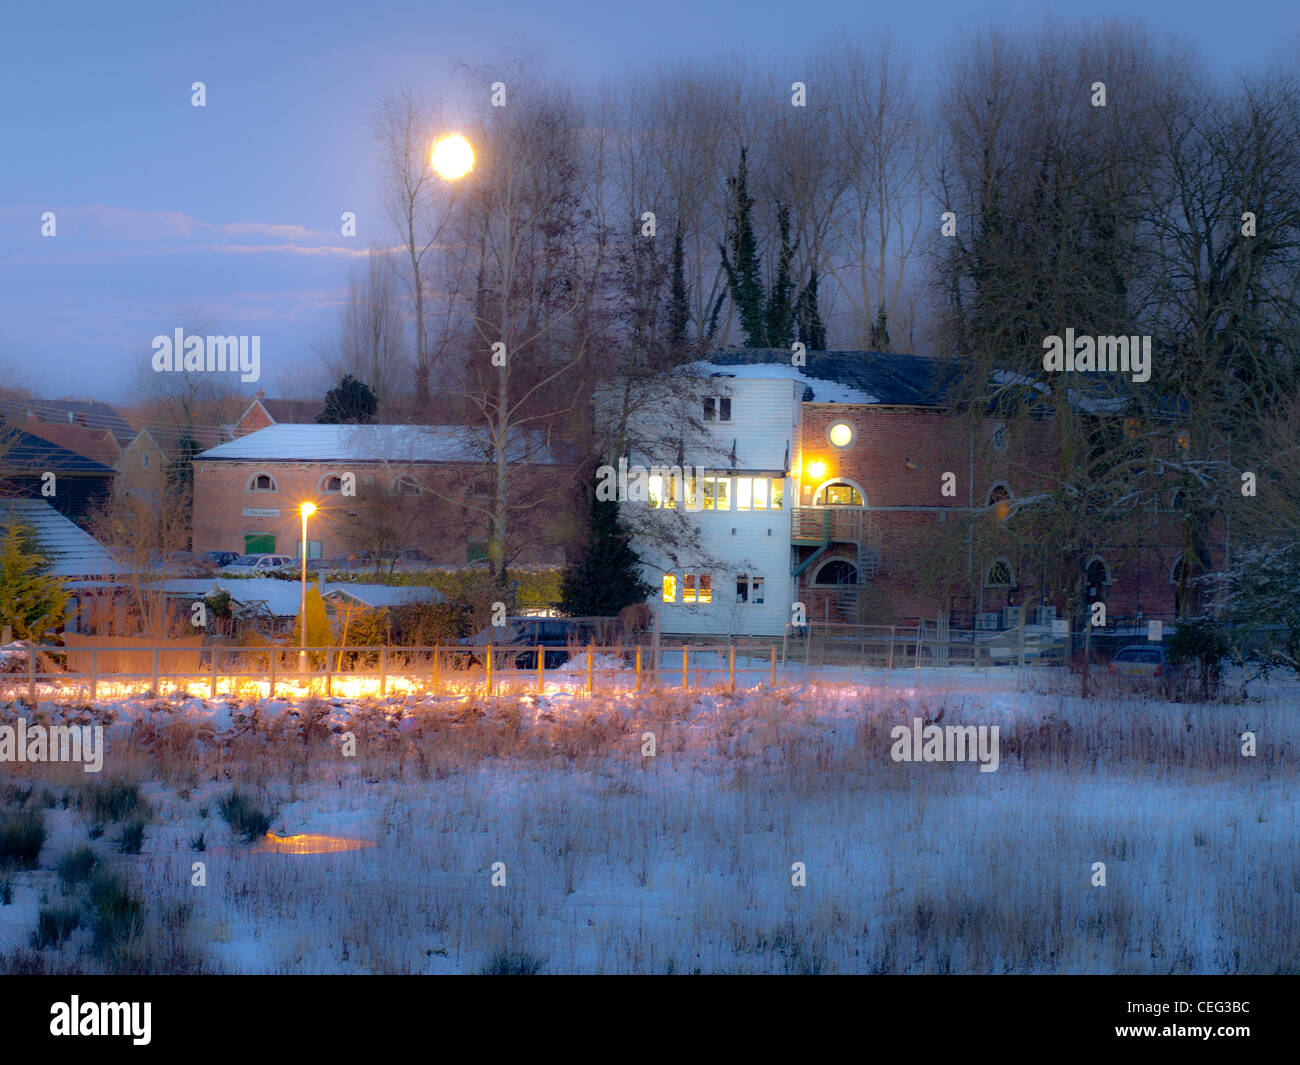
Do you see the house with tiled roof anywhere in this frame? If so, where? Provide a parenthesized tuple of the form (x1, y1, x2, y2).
(233, 390, 325, 436)
(0, 426, 115, 523)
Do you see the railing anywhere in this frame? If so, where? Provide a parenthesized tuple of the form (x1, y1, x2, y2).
(0, 642, 783, 700)
(791, 507, 882, 560)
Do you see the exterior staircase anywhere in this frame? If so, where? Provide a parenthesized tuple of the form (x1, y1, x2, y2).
(791, 508, 882, 593)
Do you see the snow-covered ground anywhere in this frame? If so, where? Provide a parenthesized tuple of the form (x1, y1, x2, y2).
(1, 669, 1296, 974)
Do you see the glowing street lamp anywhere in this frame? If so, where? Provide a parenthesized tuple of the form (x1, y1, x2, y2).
(299, 501, 317, 672)
(430, 134, 474, 180)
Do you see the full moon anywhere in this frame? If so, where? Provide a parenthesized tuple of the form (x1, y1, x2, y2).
(430, 135, 474, 179)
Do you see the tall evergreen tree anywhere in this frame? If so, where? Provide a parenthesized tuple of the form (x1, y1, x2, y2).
(794, 267, 826, 350)
(718, 147, 768, 347)
(560, 491, 653, 617)
(665, 229, 690, 355)
(317, 374, 378, 424)
(868, 306, 891, 352)
(0, 522, 71, 640)
(765, 204, 797, 349)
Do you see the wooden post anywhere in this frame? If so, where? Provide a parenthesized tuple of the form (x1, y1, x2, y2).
(210, 647, 217, 699)
(536, 645, 544, 696)
(887, 625, 896, 685)
(682, 645, 689, 690)
(586, 643, 593, 695)
(485, 645, 492, 697)
(28, 645, 35, 703)
(770, 644, 776, 687)
(269, 645, 276, 698)
(379, 646, 387, 697)
(152, 646, 160, 694)
(728, 645, 735, 692)
(326, 649, 333, 697)
(635, 646, 642, 692)
(90, 646, 97, 701)
(432, 646, 439, 694)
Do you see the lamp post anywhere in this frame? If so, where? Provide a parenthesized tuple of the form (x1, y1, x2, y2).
(299, 502, 316, 672)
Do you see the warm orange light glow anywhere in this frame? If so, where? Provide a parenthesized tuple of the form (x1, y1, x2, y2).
(807, 460, 827, 481)
(300, 501, 317, 517)
(252, 832, 375, 855)
(431, 135, 474, 179)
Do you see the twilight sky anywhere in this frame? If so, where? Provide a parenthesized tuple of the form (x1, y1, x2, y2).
(1, 0, 1296, 403)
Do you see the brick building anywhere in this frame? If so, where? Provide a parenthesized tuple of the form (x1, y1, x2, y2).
(620, 350, 1206, 637)
(193, 423, 574, 566)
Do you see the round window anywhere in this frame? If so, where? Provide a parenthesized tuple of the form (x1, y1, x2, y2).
(828, 422, 854, 448)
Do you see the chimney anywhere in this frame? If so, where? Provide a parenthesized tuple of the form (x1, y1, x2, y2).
(256, 389, 265, 400)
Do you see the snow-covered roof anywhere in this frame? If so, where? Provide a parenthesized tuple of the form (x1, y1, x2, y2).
(690, 349, 964, 406)
(683, 361, 879, 405)
(321, 584, 445, 609)
(196, 424, 560, 464)
(0, 500, 130, 578)
(150, 579, 309, 618)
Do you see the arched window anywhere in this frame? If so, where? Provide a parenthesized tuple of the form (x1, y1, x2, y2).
(391, 476, 421, 496)
(986, 483, 1012, 521)
(320, 474, 344, 494)
(814, 481, 865, 506)
(984, 558, 1014, 588)
(1170, 556, 1186, 586)
(247, 472, 277, 492)
(813, 559, 859, 586)
(1084, 556, 1111, 598)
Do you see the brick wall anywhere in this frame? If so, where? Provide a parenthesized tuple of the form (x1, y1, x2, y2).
(193, 459, 574, 565)
(795, 404, 1208, 626)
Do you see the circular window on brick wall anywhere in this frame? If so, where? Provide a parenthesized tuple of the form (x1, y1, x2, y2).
(828, 421, 854, 448)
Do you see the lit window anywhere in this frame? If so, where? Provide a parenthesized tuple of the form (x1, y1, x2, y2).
(753, 478, 769, 510)
(683, 573, 712, 604)
(702, 476, 730, 511)
(828, 422, 854, 448)
(662, 574, 677, 603)
(770, 479, 784, 509)
(648, 474, 665, 509)
(822, 482, 863, 506)
(735, 477, 752, 511)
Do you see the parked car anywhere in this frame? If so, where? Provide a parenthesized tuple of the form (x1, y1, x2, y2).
(219, 553, 296, 576)
(463, 617, 598, 669)
(1108, 644, 1180, 686)
(200, 550, 240, 569)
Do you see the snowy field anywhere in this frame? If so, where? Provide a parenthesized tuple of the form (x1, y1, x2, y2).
(1, 666, 1297, 974)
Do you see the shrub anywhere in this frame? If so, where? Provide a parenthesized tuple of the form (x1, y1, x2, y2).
(56, 847, 99, 887)
(190, 833, 206, 853)
(32, 906, 80, 950)
(115, 820, 147, 855)
(0, 809, 46, 870)
(218, 790, 272, 842)
(86, 781, 146, 824)
(87, 871, 144, 957)
(482, 949, 545, 975)
(0, 879, 11, 905)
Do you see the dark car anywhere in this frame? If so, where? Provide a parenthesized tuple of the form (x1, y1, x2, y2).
(464, 617, 597, 669)
(201, 550, 240, 569)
